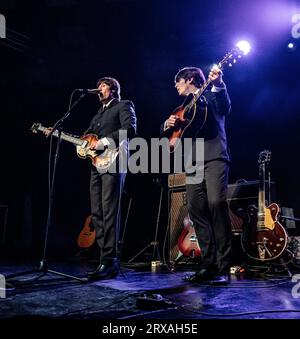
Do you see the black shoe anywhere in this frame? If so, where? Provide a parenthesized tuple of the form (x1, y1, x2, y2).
(209, 274, 230, 285)
(87, 260, 118, 280)
(183, 269, 214, 283)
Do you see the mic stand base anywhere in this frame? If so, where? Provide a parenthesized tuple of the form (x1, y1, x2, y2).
(6, 259, 87, 285)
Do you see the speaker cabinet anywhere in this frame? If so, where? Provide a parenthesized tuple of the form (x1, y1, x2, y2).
(169, 189, 189, 263)
(168, 177, 276, 263)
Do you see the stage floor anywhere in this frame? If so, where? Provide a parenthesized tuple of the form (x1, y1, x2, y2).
(1, 259, 300, 320)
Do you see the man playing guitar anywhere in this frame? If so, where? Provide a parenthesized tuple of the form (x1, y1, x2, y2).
(162, 66, 232, 284)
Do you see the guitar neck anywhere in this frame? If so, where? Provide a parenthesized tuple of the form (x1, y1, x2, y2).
(258, 163, 266, 221)
(186, 79, 211, 110)
(37, 126, 84, 146)
(186, 51, 232, 110)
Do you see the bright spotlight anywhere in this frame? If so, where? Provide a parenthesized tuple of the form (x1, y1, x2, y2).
(236, 40, 251, 55)
(287, 41, 296, 51)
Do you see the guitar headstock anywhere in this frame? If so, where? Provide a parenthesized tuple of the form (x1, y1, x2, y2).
(217, 41, 251, 70)
(258, 149, 271, 165)
(31, 122, 42, 133)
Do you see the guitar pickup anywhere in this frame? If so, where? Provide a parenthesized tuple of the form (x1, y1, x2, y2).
(81, 140, 88, 148)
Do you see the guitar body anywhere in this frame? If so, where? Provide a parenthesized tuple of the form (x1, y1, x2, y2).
(177, 215, 201, 258)
(76, 134, 119, 170)
(77, 215, 96, 248)
(168, 104, 197, 152)
(76, 134, 99, 160)
(242, 203, 287, 261)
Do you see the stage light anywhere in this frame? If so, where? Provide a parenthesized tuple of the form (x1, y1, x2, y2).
(287, 41, 297, 51)
(236, 40, 251, 55)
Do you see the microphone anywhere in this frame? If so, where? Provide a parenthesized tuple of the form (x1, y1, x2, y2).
(76, 89, 101, 94)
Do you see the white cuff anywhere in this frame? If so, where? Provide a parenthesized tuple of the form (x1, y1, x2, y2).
(101, 137, 110, 147)
(211, 82, 226, 93)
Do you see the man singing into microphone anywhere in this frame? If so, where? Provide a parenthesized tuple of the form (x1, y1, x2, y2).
(43, 77, 136, 280)
(83, 77, 137, 280)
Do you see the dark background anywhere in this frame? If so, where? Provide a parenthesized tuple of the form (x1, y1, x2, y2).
(0, 0, 299, 262)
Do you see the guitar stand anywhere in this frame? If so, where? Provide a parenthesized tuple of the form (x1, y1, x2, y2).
(275, 257, 292, 277)
(234, 255, 292, 279)
(6, 91, 88, 288)
(75, 247, 94, 258)
(170, 256, 189, 272)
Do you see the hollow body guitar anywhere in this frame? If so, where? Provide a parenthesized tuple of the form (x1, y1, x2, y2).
(242, 150, 287, 261)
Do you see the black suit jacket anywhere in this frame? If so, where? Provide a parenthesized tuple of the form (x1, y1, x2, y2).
(85, 99, 137, 146)
(161, 88, 231, 163)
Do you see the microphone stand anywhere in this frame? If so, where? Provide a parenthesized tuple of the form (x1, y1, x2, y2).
(6, 91, 88, 286)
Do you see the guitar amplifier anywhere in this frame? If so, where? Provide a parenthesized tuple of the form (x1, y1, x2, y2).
(168, 174, 277, 262)
(168, 173, 186, 188)
(287, 236, 300, 264)
(168, 188, 189, 263)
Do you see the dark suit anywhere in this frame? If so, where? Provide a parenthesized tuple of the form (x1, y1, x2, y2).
(163, 87, 232, 274)
(85, 99, 137, 263)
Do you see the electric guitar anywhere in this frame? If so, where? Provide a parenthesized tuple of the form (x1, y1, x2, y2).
(31, 123, 119, 171)
(242, 150, 287, 261)
(177, 214, 201, 258)
(166, 44, 248, 153)
(172, 214, 201, 266)
(77, 215, 96, 248)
